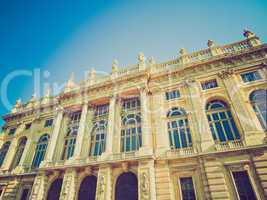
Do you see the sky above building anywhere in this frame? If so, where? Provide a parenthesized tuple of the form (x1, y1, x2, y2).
(0, 0, 266, 127)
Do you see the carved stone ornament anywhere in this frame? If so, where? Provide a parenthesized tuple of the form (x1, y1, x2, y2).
(140, 172, 150, 200)
(217, 68, 234, 79)
(207, 40, 215, 47)
(98, 175, 105, 200)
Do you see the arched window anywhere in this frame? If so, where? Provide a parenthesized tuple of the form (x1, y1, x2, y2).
(32, 134, 49, 168)
(47, 178, 63, 200)
(10, 137, 27, 170)
(115, 172, 138, 200)
(89, 120, 107, 157)
(61, 111, 81, 160)
(121, 114, 142, 152)
(167, 107, 192, 149)
(206, 100, 240, 143)
(250, 89, 267, 131)
(0, 141, 11, 167)
(78, 175, 97, 200)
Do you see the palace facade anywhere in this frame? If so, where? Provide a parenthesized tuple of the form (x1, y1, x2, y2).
(0, 30, 266, 200)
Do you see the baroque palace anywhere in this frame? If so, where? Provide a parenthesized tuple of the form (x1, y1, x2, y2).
(0, 30, 266, 200)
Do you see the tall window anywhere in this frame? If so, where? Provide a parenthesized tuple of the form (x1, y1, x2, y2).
(10, 137, 27, 170)
(61, 111, 81, 160)
(0, 141, 11, 167)
(121, 114, 142, 152)
(232, 171, 257, 200)
(89, 104, 109, 157)
(32, 134, 49, 168)
(167, 108, 192, 149)
(250, 90, 267, 131)
(121, 97, 142, 152)
(180, 177, 196, 200)
(206, 100, 240, 143)
(90, 120, 107, 156)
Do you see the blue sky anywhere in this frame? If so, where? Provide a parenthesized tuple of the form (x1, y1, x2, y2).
(0, 0, 267, 127)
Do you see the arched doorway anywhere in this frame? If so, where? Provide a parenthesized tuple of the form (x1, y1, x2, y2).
(115, 172, 138, 200)
(78, 175, 97, 200)
(47, 178, 63, 200)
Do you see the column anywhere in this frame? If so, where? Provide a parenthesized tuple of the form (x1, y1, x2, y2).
(185, 80, 214, 151)
(73, 103, 88, 159)
(101, 96, 116, 158)
(139, 88, 153, 155)
(59, 169, 78, 200)
(44, 107, 64, 164)
(95, 165, 112, 200)
(138, 160, 156, 200)
(219, 72, 265, 145)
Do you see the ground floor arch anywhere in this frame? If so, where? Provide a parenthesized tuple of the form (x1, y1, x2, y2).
(78, 175, 97, 200)
(115, 172, 138, 200)
(46, 178, 63, 200)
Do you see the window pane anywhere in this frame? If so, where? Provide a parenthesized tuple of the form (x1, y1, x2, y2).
(232, 171, 257, 200)
(180, 177, 196, 200)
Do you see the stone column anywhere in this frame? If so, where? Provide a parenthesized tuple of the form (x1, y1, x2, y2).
(185, 80, 214, 151)
(60, 169, 78, 200)
(139, 88, 153, 155)
(218, 70, 265, 145)
(138, 160, 156, 200)
(95, 165, 112, 200)
(44, 107, 64, 164)
(73, 103, 88, 159)
(102, 95, 116, 158)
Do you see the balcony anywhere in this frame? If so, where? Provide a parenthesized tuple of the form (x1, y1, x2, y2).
(214, 139, 244, 151)
(166, 147, 195, 158)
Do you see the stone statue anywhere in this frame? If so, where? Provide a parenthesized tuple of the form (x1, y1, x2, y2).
(179, 48, 188, 56)
(207, 40, 215, 47)
(112, 59, 119, 73)
(98, 175, 105, 200)
(243, 29, 255, 38)
(138, 52, 145, 63)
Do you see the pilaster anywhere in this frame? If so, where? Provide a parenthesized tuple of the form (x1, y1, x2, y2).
(95, 165, 112, 200)
(30, 172, 48, 200)
(139, 88, 153, 155)
(60, 169, 78, 200)
(138, 160, 156, 200)
(73, 103, 88, 159)
(43, 107, 64, 164)
(101, 95, 116, 158)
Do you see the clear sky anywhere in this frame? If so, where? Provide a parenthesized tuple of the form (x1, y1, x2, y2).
(0, 0, 266, 127)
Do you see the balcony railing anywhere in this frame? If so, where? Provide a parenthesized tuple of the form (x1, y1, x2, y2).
(214, 139, 244, 151)
(166, 147, 195, 158)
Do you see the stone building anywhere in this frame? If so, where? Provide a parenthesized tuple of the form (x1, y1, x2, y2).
(0, 30, 266, 200)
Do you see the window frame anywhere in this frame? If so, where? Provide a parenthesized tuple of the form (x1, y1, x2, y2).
(167, 108, 193, 149)
(44, 119, 54, 128)
(165, 89, 181, 101)
(229, 168, 259, 200)
(201, 79, 218, 90)
(206, 100, 241, 143)
(240, 70, 262, 83)
(178, 176, 197, 200)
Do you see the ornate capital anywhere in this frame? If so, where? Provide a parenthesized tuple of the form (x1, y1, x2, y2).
(217, 68, 234, 79)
